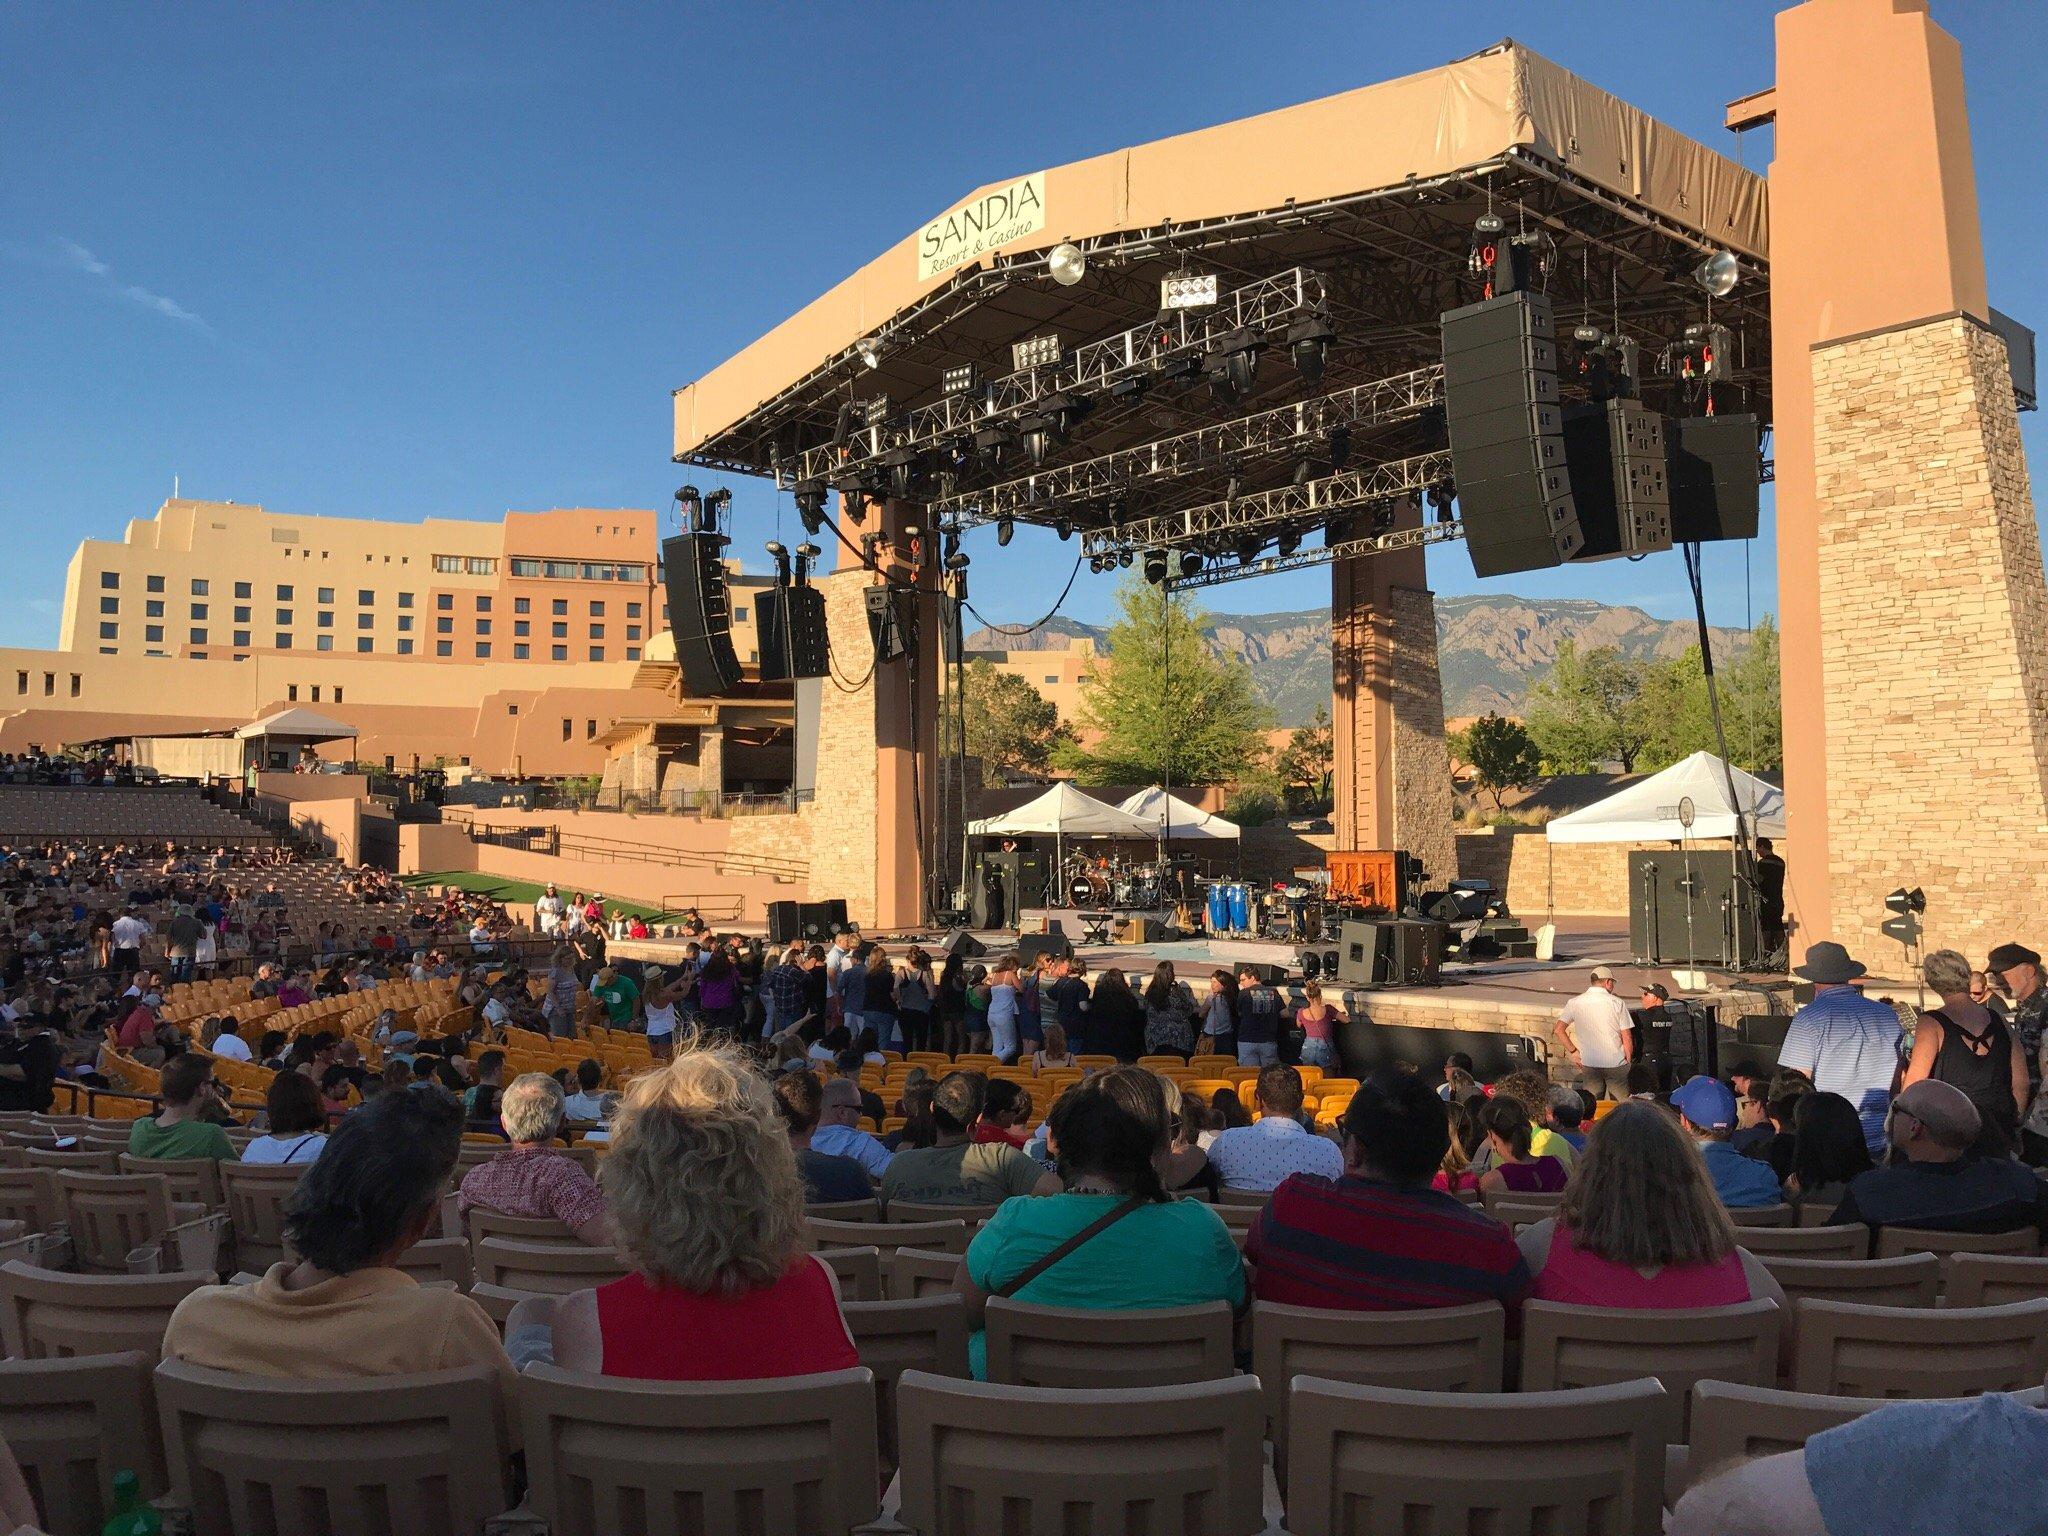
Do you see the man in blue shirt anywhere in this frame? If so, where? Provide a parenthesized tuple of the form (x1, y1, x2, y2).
(1775, 942, 1906, 1153)
(1671, 1076, 1784, 1208)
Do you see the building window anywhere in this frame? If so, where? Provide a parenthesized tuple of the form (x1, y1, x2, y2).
(560, 718, 572, 741)
(100, 571, 119, 589)
(287, 685, 298, 701)
(316, 635, 333, 651)
(626, 602, 642, 619)
(317, 587, 334, 604)
(310, 686, 320, 702)
(276, 633, 292, 648)
(191, 578, 208, 596)
(69, 674, 80, 697)
(475, 595, 491, 612)
(317, 611, 333, 628)
(397, 615, 412, 632)
(98, 622, 116, 640)
(589, 646, 604, 661)
(475, 642, 491, 658)
(551, 621, 567, 638)
(276, 609, 292, 625)
(11, 672, 22, 694)
(734, 606, 749, 622)
(235, 581, 251, 599)
(397, 592, 413, 608)
(333, 687, 344, 703)
(145, 600, 164, 618)
(477, 619, 492, 636)
(357, 589, 373, 605)
(356, 612, 372, 629)
(586, 719, 597, 739)
(589, 623, 604, 639)
(190, 603, 208, 620)
(514, 643, 530, 659)
(625, 646, 640, 661)
(234, 605, 250, 622)
(436, 616, 453, 634)
(145, 624, 162, 643)
(233, 630, 250, 647)
(552, 599, 567, 615)
(507, 703, 519, 716)
(356, 637, 372, 653)
(277, 584, 292, 600)
(589, 600, 605, 617)
(436, 593, 452, 610)
(397, 639, 413, 655)
(551, 644, 567, 661)
(190, 628, 207, 645)
(514, 620, 529, 637)
(146, 575, 165, 593)
(433, 555, 460, 574)
(467, 557, 494, 575)
(514, 597, 530, 614)
(436, 640, 452, 657)
(626, 625, 641, 641)
(99, 596, 117, 615)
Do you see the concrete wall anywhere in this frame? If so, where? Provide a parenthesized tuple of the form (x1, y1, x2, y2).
(398, 822, 476, 876)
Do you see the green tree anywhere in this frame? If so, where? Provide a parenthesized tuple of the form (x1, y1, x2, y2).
(941, 658, 1075, 783)
(1274, 704, 1335, 806)
(1524, 641, 1653, 772)
(1450, 712, 1543, 812)
(1632, 618, 1783, 774)
(1058, 577, 1270, 785)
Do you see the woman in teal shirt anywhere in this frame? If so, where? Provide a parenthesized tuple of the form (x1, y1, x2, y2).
(955, 1066, 1244, 1379)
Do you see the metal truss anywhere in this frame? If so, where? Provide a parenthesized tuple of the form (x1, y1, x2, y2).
(1165, 518, 1467, 591)
(929, 363, 1444, 529)
(783, 267, 1329, 488)
(1080, 450, 1452, 558)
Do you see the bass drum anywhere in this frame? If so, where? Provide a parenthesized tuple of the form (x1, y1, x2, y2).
(1066, 873, 1101, 909)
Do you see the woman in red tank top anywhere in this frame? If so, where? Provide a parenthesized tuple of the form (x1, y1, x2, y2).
(512, 1046, 856, 1379)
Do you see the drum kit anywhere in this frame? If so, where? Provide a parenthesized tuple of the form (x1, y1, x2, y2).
(1056, 852, 1201, 913)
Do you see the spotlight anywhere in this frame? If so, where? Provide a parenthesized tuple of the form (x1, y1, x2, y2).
(1300, 949, 1321, 981)
(674, 484, 702, 527)
(1233, 536, 1263, 565)
(1107, 373, 1150, 401)
(1143, 549, 1168, 585)
(1286, 314, 1337, 384)
(1692, 250, 1741, 299)
(1088, 554, 1105, 574)
(1328, 424, 1352, 470)
(765, 540, 791, 585)
(703, 488, 732, 528)
(1277, 530, 1302, 557)
(1012, 333, 1062, 372)
(1291, 458, 1320, 488)
(1018, 415, 1054, 466)
(1427, 484, 1456, 524)
(831, 402, 855, 447)
(1118, 550, 1132, 568)
(793, 479, 828, 536)
(1573, 324, 1605, 345)
(1054, 518, 1073, 541)
(793, 542, 822, 584)
(942, 529, 961, 561)
(1224, 473, 1242, 508)
(857, 337, 883, 370)
(996, 518, 1015, 547)
(942, 362, 981, 396)
(973, 421, 1014, 466)
(1047, 243, 1087, 287)
(881, 444, 921, 498)
(1180, 550, 1204, 580)
(944, 550, 970, 574)
(1203, 328, 1260, 403)
(1160, 272, 1220, 311)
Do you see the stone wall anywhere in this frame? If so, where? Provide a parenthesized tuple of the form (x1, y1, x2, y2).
(791, 571, 883, 926)
(1389, 584, 1459, 885)
(1455, 828, 1646, 917)
(1811, 315, 2048, 960)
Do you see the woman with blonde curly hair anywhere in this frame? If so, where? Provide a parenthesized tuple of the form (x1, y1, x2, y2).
(504, 1044, 857, 1380)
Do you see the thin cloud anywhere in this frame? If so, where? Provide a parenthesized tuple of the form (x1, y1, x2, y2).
(15, 235, 214, 336)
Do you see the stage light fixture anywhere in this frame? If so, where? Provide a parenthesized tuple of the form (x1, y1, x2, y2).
(792, 479, 828, 536)
(1018, 415, 1053, 466)
(1233, 535, 1263, 565)
(1203, 328, 1260, 404)
(1047, 243, 1087, 287)
(1154, 352, 1203, 389)
(972, 421, 1014, 466)
(1286, 314, 1337, 384)
(1012, 333, 1062, 372)
(1277, 530, 1302, 557)
(1087, 554, 1105, 574)
(1693, 250, 1741, 299)
(881, 443, 921, 498)
(861, 395, 891, 429)
(1118, 550, 1132, 568)
(857, 337, 883, 369)
(942, 362, 980, 396)
(944, 550, 970, 573)
(1427, 484, 1456, 524)
(1107, 373, 1150, 401)
(1054, 518, 1073, 541)
(704, 488, 732, 527)
(1328, 423, 1352, 470)
(996, 518, 1015, 547)
(1143, 549, 1169, 585)
(831, 402, 855, 447)
(1474, 213, 1505, 237)
(674, 484, 702, 527)
(942, 529, 961, 561)
(1180, 550, 1204, 580)
(1160, 272, 1219, 311)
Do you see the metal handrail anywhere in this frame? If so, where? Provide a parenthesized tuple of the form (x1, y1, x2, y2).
(463, 821, 809, 882)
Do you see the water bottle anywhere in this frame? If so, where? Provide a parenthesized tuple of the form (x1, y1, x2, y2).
(101, 1470, 162, 1536)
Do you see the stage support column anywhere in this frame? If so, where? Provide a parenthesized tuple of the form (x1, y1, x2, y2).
(1329, 500, 1458, 886)
(1770, 0, 2048, 960)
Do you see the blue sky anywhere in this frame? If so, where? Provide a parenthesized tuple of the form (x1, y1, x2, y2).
(2, 1, 2042, 645)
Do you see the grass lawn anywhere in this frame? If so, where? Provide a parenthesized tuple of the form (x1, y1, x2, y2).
(402, 872, 674, 920)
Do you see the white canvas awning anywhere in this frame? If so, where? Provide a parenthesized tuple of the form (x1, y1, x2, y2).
(967, 783, 1158, 840)
(1116, 786, 1241, 841)
(235, 708, 358, 743)
(1545, 751, 1785, 844)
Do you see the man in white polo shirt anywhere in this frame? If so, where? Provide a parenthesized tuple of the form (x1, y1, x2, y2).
(1205, 1064, 1344, 1192)
(1555, 965, 1635, 1100)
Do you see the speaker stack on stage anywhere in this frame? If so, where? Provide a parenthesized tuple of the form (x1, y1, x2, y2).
(970, 849, 1050, 928)
(765, 900, 801, 946)
(798, 899, 848, 941)
(661, 530, 743, 698)
(1627, 849, 1760, 968)
(1666, 413, 1763, 543)
(1334, 917, 1445, 989)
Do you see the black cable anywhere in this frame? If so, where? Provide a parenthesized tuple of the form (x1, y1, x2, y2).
(962, 551, 1086, 636)
(1684, 538, 1761, 966)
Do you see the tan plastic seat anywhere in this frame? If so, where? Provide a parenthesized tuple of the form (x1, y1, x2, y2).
(812, 1246, 882, 1303)
(896, 1370, 1265, 1536)
(1482, 1187, 1562, 1215)
(983, 1299, 1234, 1389)
(470, 1237, 629, 1294)
(23, 1147, 121, 1175)
(1518, 1299, 1781, 1437)
(802, 1196, 881, 1222)
(0, 1166, 54, 1230)
(1732, 1223, 1869, 1259)
(1872, 1224, 2040, 1262)
(1284, 1376, 1669, 1536)
(1791, 1296, 2048, 1396)
(0, 1261, 211, 1362)
(1489, 1199, 1565, 1228)
(1213, 1187, 1271, 1209)
(518, 1363, 878, 1536)
(885, 1246, 962, 1300)
(393, 1237, 474, 1291)
(1944, 1252, 2048, 1308)
(841, 1294, 970, 1463)
(119, 1155, 226, 1209)
(461, 1205, 580, 1256)
(219, 1163, 309, 1271)
(49, 1171, 207, 1275)
(1758, 1253, 1941, 1308)
(154, 1358, 515, 1536)
(807, 1216, 968, 1255)
(1728, 1204, 1795, 1227)
(0, 1351, 166, 1536)
(884, 1198, 999, 1224)
(1251, 1300, 1505, 1466)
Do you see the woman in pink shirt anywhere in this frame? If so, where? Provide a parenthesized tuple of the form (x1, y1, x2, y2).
(1517, 1100, 1787, 1310)
(1295, 981, 1347, 1069)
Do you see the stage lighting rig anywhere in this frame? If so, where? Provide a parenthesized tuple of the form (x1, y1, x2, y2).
(1143, 549, 1169, 585)
(1047, 243, 1087, 287)
(1233, 535, 1263, 565)
(674, 484, 703, 529)
(1468, 211, 1542, 297)
(1286, 313, 1338, 384)
(1180, 550, 1205, 580)
(1161, 271, 1220, 311)
(704, 488, 732, 528)
(1013, 333, 1062, 372)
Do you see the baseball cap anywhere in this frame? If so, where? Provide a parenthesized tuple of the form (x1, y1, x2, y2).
(1641, 982, 1670, 1001)
(1670, 1074, 1737, 1131)
(1988, 943, 2041, 972)
(1589, 965, 1615, 982)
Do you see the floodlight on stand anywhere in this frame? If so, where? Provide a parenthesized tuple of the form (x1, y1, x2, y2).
(1047, 243, 1087, 287)
(856, 337, 883, 370)
(1143, 549, 1169, 584)
(995, 518, 1014, 548)
(1160, 272, 1219, 311)
(942, 363, 980, 396)
(1692, 250, 1741, 299)
(1012, 333, 1062, 372)
(792, 479, 828, 536)
(1179, 550, 1204, 580)
(1286, 314, 1338, 385)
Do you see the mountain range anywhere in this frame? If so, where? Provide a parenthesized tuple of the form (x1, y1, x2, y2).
(966, 595, 1745, 725)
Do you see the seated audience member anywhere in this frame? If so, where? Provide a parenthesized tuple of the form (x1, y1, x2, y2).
(1544, 1084, 1589, 1155)
(809, 1076, 894, 1178)
(456, 1073, 612, 1245)
(505, 1047, 857, 1379)
(1781, 1090, 1874, 1216)
(1670, 1075, 1787, 1208)
(773, 1069, 873, 1204)
(956, 1067, 1243, 1378)
(1199, 1087, 1253, 1149)
(1432, 1098, 1484, 1195)
(1518, 1100, 1789, 1310)
(1437, 1052, 1476, 1102)
(1483, 1070, 1579, 1172)
(1205, 1064, 1344, 1192)
(886, 1079, 938, 1152)
(1730, 1080, 1776, 1157)
(880, 1071, 1060, 1207)
(128, 1053, 239, 1162)
(833, 1050, 887, 1124)
(1154, 1078, 1216, 1198)
(973, 1078, 1033, 1148)
(240, 1069, 329, 1165)
(210, 1015, 252, 1062)
(561, 1059, 612, 1123)
(1472, 1099, 1567, 1198)
(463, 1048, 506, 1116)
(161, 1086, 517, 1421)
(1250, 1070, 1530, 1314)
(1670, 1382, 2048, 1536)
(1830, 1078, 2048, 1251)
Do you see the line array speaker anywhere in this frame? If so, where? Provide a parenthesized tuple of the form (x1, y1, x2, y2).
(756, 584, 829, 682)
(661, 531, 743, 697)
(864, 586, 911, 663)
(1565, 398, 1673, 561)
(1666, 412, 1763, 543)
(1441, 289, 1584, 577)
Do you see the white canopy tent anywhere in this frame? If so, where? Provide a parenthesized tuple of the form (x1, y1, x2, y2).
(1115, 786, 1241, 841)
(968, 783, 1161, 894)
(1544, 751, 1785, 844)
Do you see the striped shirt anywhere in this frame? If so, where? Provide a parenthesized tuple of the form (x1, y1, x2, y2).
(1247, 1174, 1532, 1315)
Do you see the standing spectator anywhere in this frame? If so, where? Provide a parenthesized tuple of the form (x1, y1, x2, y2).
(773, 1070, 873, 1204)
(1197, 970, 1238, 1058)
(1142, 961, 1198, 1057)
(164, 903, 205, 983)
(896, 947, 936, 1054)
(1085, 967, 1145, 1064)
(109, 907, 149, 975)
(985, 957, 1022, 1064)
(590, 966, 641, 1032)
(1041, 956, 1088, 1055)
(1829, 1079, 2048, 1251)
(456, 1074, 613, 1246)
(762, 944, 817, 1040)
(1295, 981, 1346, 1069)
(1206, 1064, 1344, 1192)
(809, 1076, 894, 1179)
(1670, 1075, 1789, 1208)
(880, 1071, 1059, 1207)
(694, 949, 742, 1042)
(534, 883, 565, 937)
(860, 945, 898, 1051)
(640, 966, 686, 1060)
(1777, 942, 1907, 1154)
(128, 1055, 238, 1161)
(1901, 947, 2029, 1158)
(1988, 942, 2048, 1163)
(1233, 966, 1282, 1068)
(1552, 965, 1635, 1100)
(935, 952, 970, 1058)
(1249, 1069, 1530, 1314)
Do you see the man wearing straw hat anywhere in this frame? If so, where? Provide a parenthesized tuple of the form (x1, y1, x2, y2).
(1777, 941, 1908, 1156)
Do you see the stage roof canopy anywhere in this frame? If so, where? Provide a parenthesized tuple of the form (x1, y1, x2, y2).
(1117, 786, 1240, 841)
(967, 782, 1158, 840)
(1545, 750, 1785, 844)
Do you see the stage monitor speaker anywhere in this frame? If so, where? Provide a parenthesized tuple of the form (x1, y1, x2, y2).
(863, 586, 910, 663)
(1628, 849, 1760, 967)
(1564, 398, 1673, 561)
(798, 899, 848, 941)
(1234, 961, 1289, 986)
(1666, 412, 1762, 544)
(662, 531, 744, 697)
(940, 929, 985, 958)
(1115, 916, 1166, 944)
(1441, 290, 1584, 577)
(1017, 932, 1072, 966)
(765, 900, 801, 946)
(755, 585, 829, 682)
(1335, 918, 1444, 988)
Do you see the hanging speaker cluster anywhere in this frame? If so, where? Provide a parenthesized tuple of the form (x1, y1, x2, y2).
(661, 530, 743, 697)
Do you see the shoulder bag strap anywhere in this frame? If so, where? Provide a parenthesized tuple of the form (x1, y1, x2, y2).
(994, 1195, 1149, 1299)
